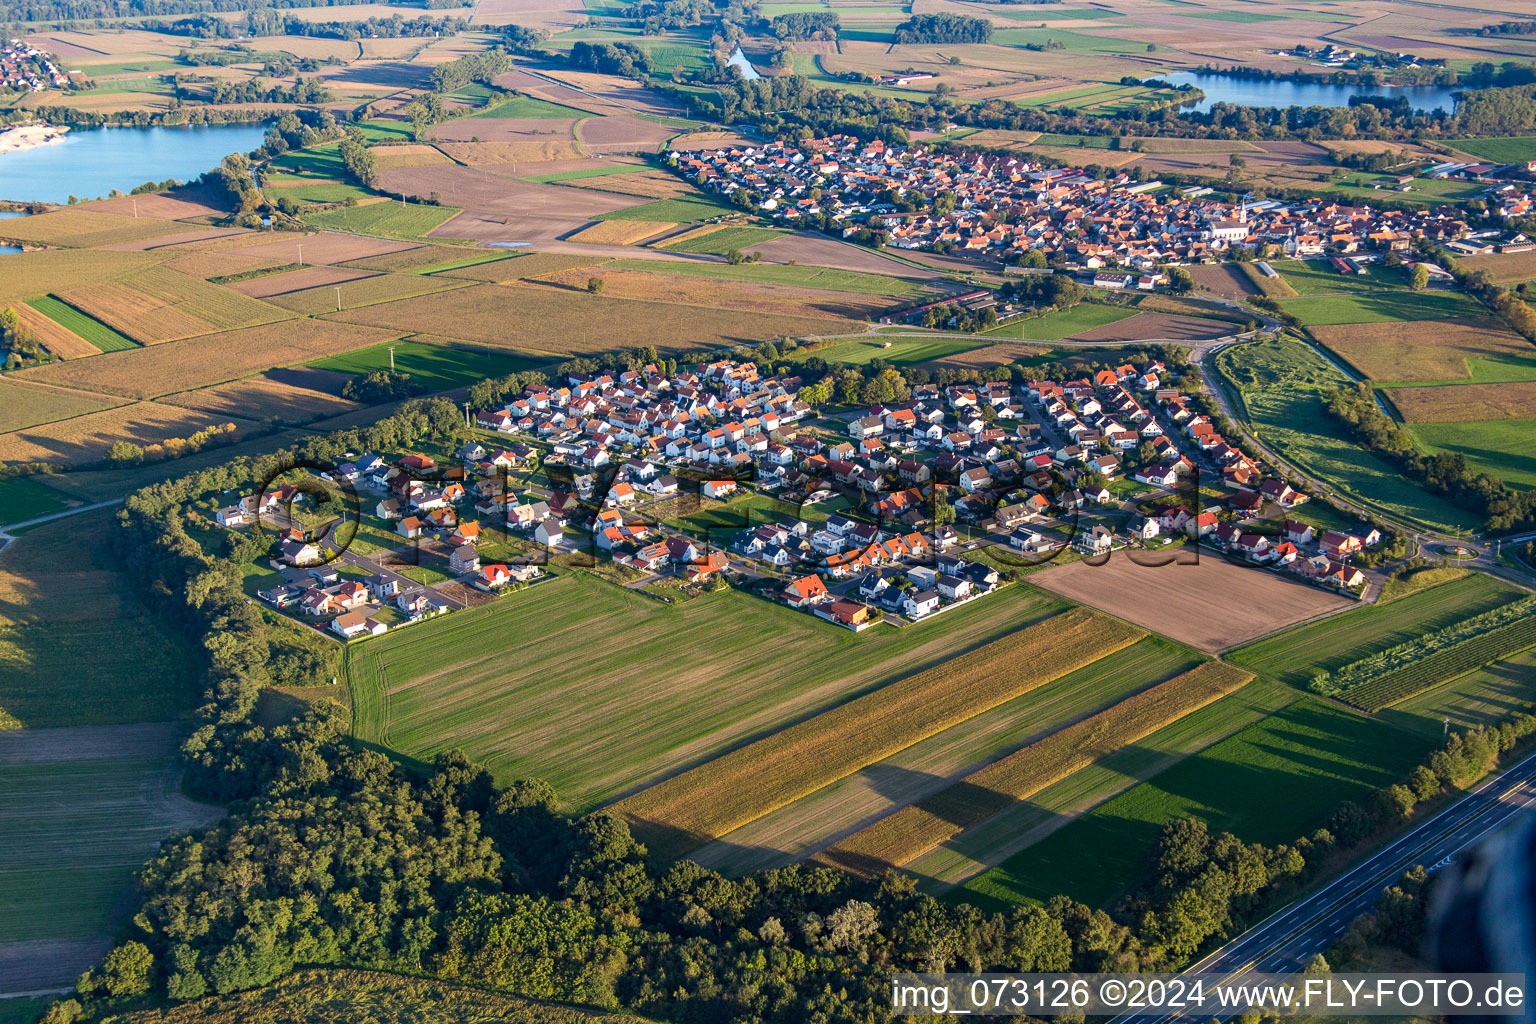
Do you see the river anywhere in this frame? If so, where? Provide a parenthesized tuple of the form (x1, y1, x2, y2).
(726, 45, 761, 82)
(1164, 72, 1457, 114)
(0, 122, 271, 205)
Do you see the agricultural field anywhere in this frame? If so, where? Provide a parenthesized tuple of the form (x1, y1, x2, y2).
(816, 662, 1252, 876)
(790, 336, 997, 367)
(0, 725, 224, 990)
(159, 373, 359, 423)
(566, 220, 677, 245)
(326, 281, 865, 357)
(338, 245, 499, 274)
(1455, 249, 1536, 285)
(566, 169, 699, 199)
(57, 265, 292, 344)
(470, 93, 589, 119)
(658, 226, 787, 254)
(614, 607, 1144, 859)
(0, 400, 255, 466)
(1408, 418, 1536, 489)
(1026, 552, 1352, 653)
(1440, 137, 1536, 164)
(303, 201, 466, 241)
(0, 209, 202, 248)
(0, 378, 122, 434)
(346, 575, 1074, 814)
(984, 304, 1138, 341)
(15, 319, 399, 400)
(1385, 381, 1536, 423)
(306, 339, 551, 391)
(11, 301, 96, 359)
(1227, 573, 1522, 688)
(594, 195, 737, 222)
(1310, 319, 1536, 385)
(1279, 288, 1485, 327)
(265, 273, 471, 315)
(1388, 648, 1536, 739)
(958, 696, 1432, 910)
(605, 259, 927, 296)
(1214, 336, 1480, 531)
(24, 296, 137, 353)
(539, 266, 897, 319)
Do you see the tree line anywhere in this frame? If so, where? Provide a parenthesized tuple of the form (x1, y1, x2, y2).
(892, 12, 992, 44)
(4, 0, 377, 20)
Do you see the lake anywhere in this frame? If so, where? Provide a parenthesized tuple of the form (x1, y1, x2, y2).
(726, 45, 761, 81)
(0, 122, 270, 205)
(0, 210, 23, 253)
(1164, 72, 1458, 114)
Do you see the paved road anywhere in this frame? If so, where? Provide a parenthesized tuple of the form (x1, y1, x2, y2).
(1110, 749, 1536, 1023)
(0, 497, 124, 553)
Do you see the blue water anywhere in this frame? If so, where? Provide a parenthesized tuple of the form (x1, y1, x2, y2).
(0, 210, 23, 253)
(0, 122, 271, 205)
(1165, 72, 1457, 114)
(726, 45, 761, 81)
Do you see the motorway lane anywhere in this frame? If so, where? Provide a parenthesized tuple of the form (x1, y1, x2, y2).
(1111, 750, 1536, 1022)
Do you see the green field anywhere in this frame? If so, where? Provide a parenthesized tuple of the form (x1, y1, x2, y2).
(347, 574, 1065, 809)
(468, 93, 590, 119)
(607, 258, 925, 296)
(986, 304, 1138, 340)
(996, 6, 1123, 19)
(305, 339, 549, 391)
(268, 141, 347, 180)
(1279, 289, 1486, 326)
(594, 195, 738, 222)
(518, 164, 657, 185)
(664, 492, 846, 540)
(414, 251, 522, 275)
(1386, 648, 1536, 738)
(1214, 336, 1480, 531)
(1276, 259, 1406, 295)
(990, 27, 1146, 54)
(1409, 418, 1536, 490)
(26, 295, 138, 352)
(303, 201, 464, 240)
(356, 119, 416, 143)
(0, 475, 73, 525)
(1440, 136, 1536, 164)
(267, 181, 372, 205)
(1228, 573, 1520, 687)
(794, 335, 993, 367)
(659, 226, 787, 254)
(958, 697, 1432, 909)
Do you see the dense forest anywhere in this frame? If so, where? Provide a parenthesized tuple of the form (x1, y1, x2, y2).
(892, 12, 992, 44)
(141, 9, 467, 38)
(36, 392, 1536, 1023)
(569, 40, 653, 77)
(2, 0, 389, 19)
(770, 11, 838, 40)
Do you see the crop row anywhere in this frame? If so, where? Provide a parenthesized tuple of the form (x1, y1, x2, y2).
(1342, 616, 1536, 711)
(1321, 594, 1536, 693)
(815, 661, 1254, 875)
(611, 607, 1145, 861)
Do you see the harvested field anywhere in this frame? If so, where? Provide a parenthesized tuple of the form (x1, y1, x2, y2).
(926, 341, 1045, 369)
(536, 267, 895, 319)
(816, 662, 1254, 874)
(14, 319, 399, 400)
(440, 251, 613, 283)
(84, 185, 228, 222)
(1239, 262, 1299, 298)
(11, 302, 96, 359)
(955, 129, 1042, 149)
(233, 233, 419, 267)
(159, 373, 360, 422)
(1130, 137, 1260, 154)
(655, 223, 725, 249)
(370, 144, 454, 169)
(565, 220, 677, 245)
(0, 400, 255, 465)
(433, 140, 586, 164)
(0, 249, 159, 304)
(1385, 381, 1536, 423)
(57, 266, 291, 344)
(429, 116, 579, 144)
(101, 227, 250, 252)
(566, 169, 696, 198)
(377, 164, 646, 244)
(228, 265, 377, 298)
(1189, 264, 1258, 299)
(327, 281, 864, 357)
(265, 272, 469, 314)
(163, 249, 282, 280)
(1308, 318, 1536, 384)
(1029, 554, 1353, 653)
(611, 607, 1144, 860)
(740, 232, 932, 277)
(0, 209, 202, 248)
(1069, 311, 1233, 343)
(575, 114, 676, 155)
(1456, 250, 1536, 285)
(0, 379, 122, 434)
(337, 244, 481, 273)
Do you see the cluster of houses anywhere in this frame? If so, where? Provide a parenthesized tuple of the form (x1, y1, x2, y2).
(778, 552, 1000, 629)
(1, 40, 70, 93)
(1205, 518, 1377, 592)
(671, 135, 1505, 266)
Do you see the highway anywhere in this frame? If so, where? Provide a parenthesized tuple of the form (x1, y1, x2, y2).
(1110, 749, 1536, 1022)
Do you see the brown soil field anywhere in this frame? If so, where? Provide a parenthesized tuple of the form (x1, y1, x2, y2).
(332, 244, 472, 272)
(743, 232, 935, 278)
(1128, 138, 1261, 155)
(667, 131, 759, 150)
(1189, 264, 1259, 299)
(532, 66, 692, 117)
(266, 273, 470, 314)
(0, 209, 205, 248)
(653, 223, 724, 248)
(927, 341, 1045, 369)
(369, 144, 454, 169)
(576, 115, 676, 156)
(159, 373, 361, 422)
(1318, 139, 1439, 159)
(1457, 250, 1536, 285)
(567, 169, 696, 199)
(0, 249, 160, 303)
(565, 220, 677, 245)
(1070, 311, 1232, 342)
(1027, 145, 1140, 168)
(428, 116, 579, 144)
(0, 378, 123, 434)
(14, 319, 399, 400)
(234, 233, 419, 266)
(956, 129, 1043, 150)
(378, 164, 646, 243)
(1384, 381, 1536, 424)
(1028, 552, 1353, 652)
(440, 251, 614, 283)
(327, 280, 864, 357)
(163, 249, 282, 280)
(433, 140, 586, 164)
(1309, 318, 1534, 383)
(58, 266, 292, 344)
(538, 267, 896, 319)
(229, 265, 378, 298)
(84, 184, 229, 222)
(12, 302, 96, 359)
(0, 400, 257, 464)
(100, 227, 250, 252)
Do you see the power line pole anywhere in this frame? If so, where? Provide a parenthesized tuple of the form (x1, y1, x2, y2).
(335, 287, 342, 311)
(389, 345, 396, 372)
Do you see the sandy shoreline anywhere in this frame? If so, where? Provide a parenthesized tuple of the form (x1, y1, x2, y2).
(0, 124, 70, 156)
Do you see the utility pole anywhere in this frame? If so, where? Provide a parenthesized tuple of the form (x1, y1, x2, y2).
(335, 286, 342, 311)
(389, 344, 396, 372)
(464, 400, 471, 429)
(297, 244, 303, 267)
(131, 198, 137, 218)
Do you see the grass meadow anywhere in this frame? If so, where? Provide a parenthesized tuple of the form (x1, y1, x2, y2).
(304, 201, 465, 241)
(306, 339, 550, 391)
(1408, 418, 1536, 489)
(985, 304, 1138, 341)
(1279, 289, 1486, 326)
(595, 195, 737, 222)
(27, 295, 138, 352)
